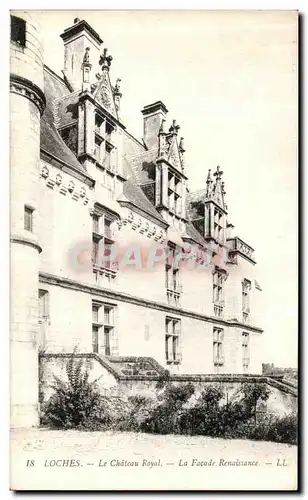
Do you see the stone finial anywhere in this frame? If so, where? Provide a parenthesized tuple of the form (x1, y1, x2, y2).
(114, 78, 122, 94)
(82, 47, 92, 91)
(179, 137, 185, 153)
(169, 119, 180, 135)
(74, 18, 81, 24)
(158, 119, 167, 157)
(83, 47, 90, 65)
(159, 118, 166, 135)
(113, 78, 122, 115)
(221, 181, 226, 196)
(213, 165, 223, 181)
(206, 169, 213, 197)
(99, 48, 113, 69)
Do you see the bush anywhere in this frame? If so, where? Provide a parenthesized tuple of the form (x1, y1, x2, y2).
(40, 356, 109, 430)
(140, 383, 195, 434)
(249, 413, 298, 445)
(132, 382, 297, 445)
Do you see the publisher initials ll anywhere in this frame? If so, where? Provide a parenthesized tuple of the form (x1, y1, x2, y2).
(277, 458, 287, 467)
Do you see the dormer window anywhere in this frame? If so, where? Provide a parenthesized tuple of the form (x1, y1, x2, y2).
(214, 207, 224, 243)
(105, 122, 114, 144)
(167, 171, 182, 217)
(93, 113, 116, 173)
(95, 114, 104, 136)
(60, 126, 78, 156)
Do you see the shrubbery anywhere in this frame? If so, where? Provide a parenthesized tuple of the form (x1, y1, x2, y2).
(122, 382, 297, 444)
(41, 359, 297, 445)
(40, 356, 110, 430)
(249, 413, 298, 445)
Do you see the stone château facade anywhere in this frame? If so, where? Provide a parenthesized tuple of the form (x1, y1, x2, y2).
(10, 13, 264, 426)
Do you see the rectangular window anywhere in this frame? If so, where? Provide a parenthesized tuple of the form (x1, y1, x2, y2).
(166, 245, 181, 306)
(92, 214, 100, 234)
(95, 114, 104, 136)
(39, 289, 49, 320)
(92, 302, 116, 355)
(165, 317, 181, 363)
(242, 279, 251, 320)
(92, 237, 99, 265)
(94, 135, 103, 163)
(92, 325, 99, 353)
(105, 121, 114, 144)
(213, 327, 224, 366)
(11, 16, 26, 47)
(213, 270, 225, 310)
(167, 171, 182, 216)
(24, 206, 33, 232)
(242, 332, 250, 370)
(92, 304, 99, 323)
(214, 208, 224, 242)
(92, 207, 116, 273)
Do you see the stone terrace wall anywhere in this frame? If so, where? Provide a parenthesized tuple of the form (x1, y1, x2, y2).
(39, 354, 298, 417)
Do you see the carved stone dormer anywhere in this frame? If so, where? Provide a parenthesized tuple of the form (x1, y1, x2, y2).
(155, 117, 188, 226)
(92, 48, 118, 119)
(203, 166, 228, 245)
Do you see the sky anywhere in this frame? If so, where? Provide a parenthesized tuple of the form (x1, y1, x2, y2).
(36, 10, 297, 367)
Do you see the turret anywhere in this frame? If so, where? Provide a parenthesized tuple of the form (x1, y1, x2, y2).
(10, 11, 45, 427)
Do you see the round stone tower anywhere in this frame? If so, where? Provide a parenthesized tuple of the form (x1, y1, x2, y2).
(10, 11, 45, 427)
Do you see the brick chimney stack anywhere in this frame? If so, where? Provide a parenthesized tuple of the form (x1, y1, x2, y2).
(141, 101, 168, 150)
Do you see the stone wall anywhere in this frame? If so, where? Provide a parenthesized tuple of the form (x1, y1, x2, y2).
(39, 354, 297, 417)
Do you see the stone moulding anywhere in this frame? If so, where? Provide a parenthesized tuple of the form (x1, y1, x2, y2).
(39, 352, 297, 397)
(11, 235, 43, 254)
(10, 73, 46, 116)
(39, 271, 264, 334)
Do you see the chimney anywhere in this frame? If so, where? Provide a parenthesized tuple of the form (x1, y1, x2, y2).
(60, 18, 103, 92)
(141, 101, 168, 150)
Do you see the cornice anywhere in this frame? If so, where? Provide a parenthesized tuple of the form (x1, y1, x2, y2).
(40, 149, 95, 187)
(156, 156, 188, 181)
(79, 91, 126, 130)
(118, 200, 169, 230)
(10, 74, 46, 116)
(11, 235, 43, 254)
(39, 271, 264, 334)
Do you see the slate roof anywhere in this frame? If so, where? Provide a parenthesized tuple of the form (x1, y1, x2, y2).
(125, 149, 157, 185)
(184, 222, 207, 246)
(56, 92, 79, 129)
(187, 188, 206, 205)
(40, 66, 207, 239)
(122, 164, 167, 226)
(41, 66, 166, 226)
(41, 66, 87, 173)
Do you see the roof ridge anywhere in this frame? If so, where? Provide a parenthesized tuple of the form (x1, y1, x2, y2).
(44, 65, 68, 87)
(125, 148, 157, 162)
(188, 187, 206, 196)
